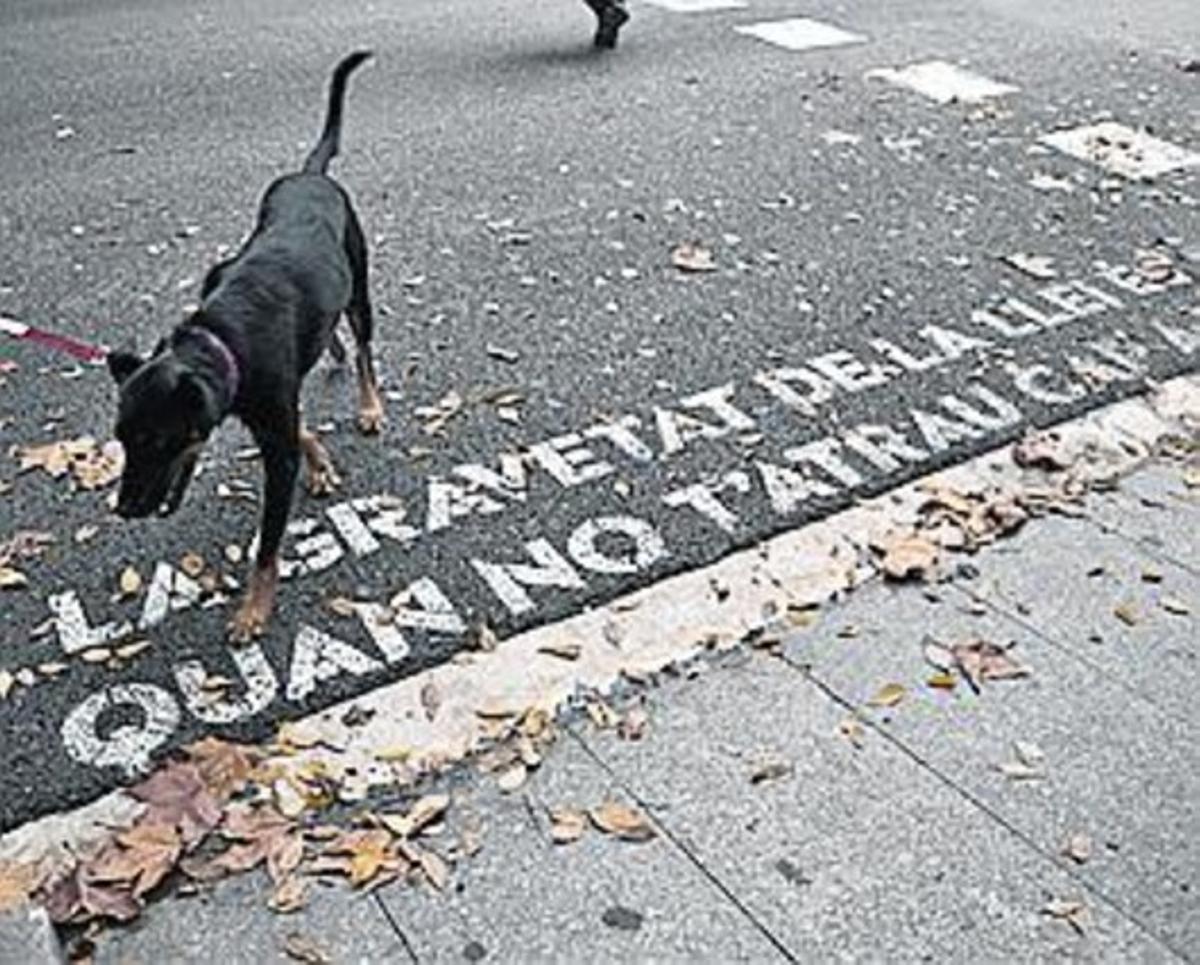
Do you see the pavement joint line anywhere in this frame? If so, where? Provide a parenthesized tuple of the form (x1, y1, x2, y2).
(372, 891, 421, 965)
(3, 375, 1199, 876)
(566, 726, 799, 963)
(782, 656, 1194, 963)
(942, 578, 1196, 729)
(1093, 521, 1200, 580)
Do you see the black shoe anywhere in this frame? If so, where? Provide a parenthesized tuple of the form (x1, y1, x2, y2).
(594, 3, 629, 49)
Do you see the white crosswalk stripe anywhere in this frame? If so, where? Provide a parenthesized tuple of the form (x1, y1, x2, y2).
(733, 16, 866, 51)
(637, 0, 746, 11)
(865, 60, 1018, 104)
(1040, 122, 1200, 180)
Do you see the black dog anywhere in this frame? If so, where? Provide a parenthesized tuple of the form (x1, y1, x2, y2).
(107, 51, 382, 642)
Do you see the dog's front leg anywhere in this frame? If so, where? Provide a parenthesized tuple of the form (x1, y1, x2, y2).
(229, 432, 299, 643)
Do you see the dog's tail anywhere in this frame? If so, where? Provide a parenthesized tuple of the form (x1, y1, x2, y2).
(303, 50, 372, 174)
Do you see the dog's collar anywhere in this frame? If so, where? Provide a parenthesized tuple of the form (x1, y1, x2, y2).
(186, 326, 241, 410)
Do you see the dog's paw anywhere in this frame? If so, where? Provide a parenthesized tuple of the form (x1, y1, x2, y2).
(228, 601, 269, 643)
(357, 401, 385, 435)
(305, 462, 341, 497)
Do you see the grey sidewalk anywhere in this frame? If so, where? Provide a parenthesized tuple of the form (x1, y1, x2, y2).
(87, 456, 1198, 963)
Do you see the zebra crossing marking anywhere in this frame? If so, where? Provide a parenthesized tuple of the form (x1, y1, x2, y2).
(865, 60, 1018, 104)
(733, 17, 866, 52)
(1040, 122, 1200, 180)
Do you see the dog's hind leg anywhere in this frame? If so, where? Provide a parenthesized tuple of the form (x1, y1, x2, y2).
(344, 211, 385, 434)
(327, 327, 348, 369)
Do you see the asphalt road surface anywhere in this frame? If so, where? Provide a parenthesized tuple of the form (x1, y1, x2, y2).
(1, 0, 1198, 831)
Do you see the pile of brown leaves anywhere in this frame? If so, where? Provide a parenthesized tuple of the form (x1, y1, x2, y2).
(872, 479, 1083, 583)
(14, 436, 123, 491)
(1, 733, 477, 933)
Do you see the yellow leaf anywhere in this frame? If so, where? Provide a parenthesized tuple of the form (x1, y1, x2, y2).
(118, 565, 142, 598)
(926, 672, 957, 690)
(373, 745, 412, 763)
(0, 567, 28, 590)
(868, 683, 906, 708)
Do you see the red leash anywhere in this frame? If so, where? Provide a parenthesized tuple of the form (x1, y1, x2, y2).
(0, 315, 107, 364)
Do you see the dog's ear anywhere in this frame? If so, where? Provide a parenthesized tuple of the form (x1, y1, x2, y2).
(106, 350, 142, 384)
(177, 371, 221, 426)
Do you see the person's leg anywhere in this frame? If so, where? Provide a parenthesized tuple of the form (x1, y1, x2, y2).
(584, 0, 629, 49)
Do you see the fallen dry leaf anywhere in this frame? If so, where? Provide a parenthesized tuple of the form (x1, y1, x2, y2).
(1062, 833, 1092, 865)
(0, 566, 28, 590)
(417, 849, 449, 891)
(87, 822, 181, 899)
(589, 801, 656, 842)
(117, 565, 141, 599)
(378, 794, 450, 840)
(1113, 602, 1140, 626)
(537, 642, 582, 661)
(1042, 898, 1089, 935)
(420, 681, 441, 722)
(877, 533, 939, 581)
(1013, 431, 1072, 471)
(325, 830, 397, 887)
(0, 860, 42, 912)
(671, 242, 717, 273)
(282, 932, 331, 964)
(837, 718, 866, 749)
(951, 639, 1030, 689)
(269, 876, 309, 914)
(42, 865, 140, 924)
(16, 437, 124, 490)
(179, 552, 205, 579)
(549, 807, 588, 845)
(208, 805, 304, 886)
(926, 671, 957, 690)
(749, 754, 794, 785)
(618, 707, 649, 741)
(129, 761, 223, 846)
(586, 700, 619, 730)
(187, 737, 257, 801)
(1161, 596, 1191, 616)
(868, 683, 906, 708)
(496, 763, 528, 794)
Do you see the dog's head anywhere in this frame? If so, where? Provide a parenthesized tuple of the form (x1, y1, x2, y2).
(107, 348, 220, 519)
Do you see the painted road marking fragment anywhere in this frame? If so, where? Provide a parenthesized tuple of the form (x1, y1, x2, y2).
(1040, 122, 1200, 180)
(866, 60, 1018, 104)
(733, 17, 866, 52)
(638, 0, 746, 11)
(5, 374, 1198, 869)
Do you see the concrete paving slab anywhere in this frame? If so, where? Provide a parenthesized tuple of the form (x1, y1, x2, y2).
(0, 904, 62, 965)
(960, 514, 1200, 726)
(92, 870, 406, 965)
(375, 737, 782, 962)
(578, 651, 1176, 961)
(1089, 463, 1200, 574)
(775, 571, 1199, 956)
